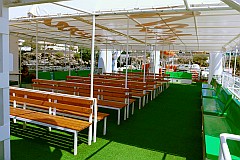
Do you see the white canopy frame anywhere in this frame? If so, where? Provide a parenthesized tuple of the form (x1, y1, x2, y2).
(2, 1, 240, 159)
(0, 1, 10, 159)
(35, 21, 39, 79)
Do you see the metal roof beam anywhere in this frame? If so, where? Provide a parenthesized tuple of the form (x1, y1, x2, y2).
(52, 2, 92, 15)
(10, 5, 232, 22)
(222, 34, 240, 50)
(221, 0, 240, 12)
(183, 0, 190, 10)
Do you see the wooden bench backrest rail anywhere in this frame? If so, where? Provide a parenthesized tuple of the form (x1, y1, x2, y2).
(66, 76, 147, 91)
(92, 74, 155, 84)
(10, 87, 92, 106)
(33, 79, 130, 100)
(101, 73, 164, 80)
(32, 81, 130, 107)
(33, 79, 129, 94)
(10, 95, 93, 116)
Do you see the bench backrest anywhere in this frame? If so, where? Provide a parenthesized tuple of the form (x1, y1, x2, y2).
(67, 76, 146, 92)
(226, 98, 240, 129)
(217, 88, 232, 113)
(32, 79, 130, 103)
(224, 98, 240, 156)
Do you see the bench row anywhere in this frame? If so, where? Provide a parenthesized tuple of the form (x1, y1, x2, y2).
(10, 87, 100, 155)
(201, 80, 240, 159)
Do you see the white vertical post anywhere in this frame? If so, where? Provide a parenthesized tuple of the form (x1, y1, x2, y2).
(80, 47, 83, 67)
(154, 35, 157, 79)
(234, 47, 238, 76)
(69, 34, 71, 76)
(125, 17, 129, 89)
(161, 42, 164, 69)
(143, 29, 147, 82)
(229, 52, 232, 74)
(43, 40, 46, 71)
(64, 43, 67, 67)
(90, 14, 95, 98)
(0, 1, 10, 159)
(90, 14, 96, 143)
(105, 39, 107, 73)
(36, 21, 38, 79)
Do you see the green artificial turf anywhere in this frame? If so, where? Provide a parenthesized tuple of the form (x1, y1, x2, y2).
(10, 83, 203, 160)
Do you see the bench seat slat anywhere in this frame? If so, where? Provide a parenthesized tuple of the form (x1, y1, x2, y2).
(10, 107, 91, 131)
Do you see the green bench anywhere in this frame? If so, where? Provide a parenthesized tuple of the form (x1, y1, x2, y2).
(203, 98, 240, 159)
(202, 87, 232, 116)
(202, 79, 221, 98)
(202, 83, 213, 89)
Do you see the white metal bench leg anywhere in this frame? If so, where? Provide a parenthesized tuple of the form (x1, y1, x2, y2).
(132, 102, 135, 115)
(88, 124, 92, 145)
(143, 96, 146, 107)
(103, 117, 107, 135)
(74, 131, 78, 156)
(13, 118, 17, 123)
(93, 121, 97, 143)
(48, 107, 52, 131)
(127, 104, 129, 119)
(23, 121, 27, 129)
(118, 109, 121, 125)
(151, 91, 153, 101)
(124, 107, 127, 120)
(139, 98, 141, 109)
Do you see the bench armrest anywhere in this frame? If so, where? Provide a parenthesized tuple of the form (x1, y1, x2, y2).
(219, 133, 240, 160)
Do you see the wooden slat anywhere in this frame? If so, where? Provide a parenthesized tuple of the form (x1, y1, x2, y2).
(10, 107, 90, 131)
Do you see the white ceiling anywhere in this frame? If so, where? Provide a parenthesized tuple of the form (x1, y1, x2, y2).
(8, 0, 240, 52)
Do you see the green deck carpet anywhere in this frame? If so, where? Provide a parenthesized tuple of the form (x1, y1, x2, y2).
(10, 83, 203, 160)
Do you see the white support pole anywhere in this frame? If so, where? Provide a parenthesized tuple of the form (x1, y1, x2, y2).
(69, 34, 71, 76)
(36, 21, 38, 79)
(105, 39, 107, 73)
(154, 35, 157, 79)
(143, 29, 147, 82)
(229, 52, 232, 74)
(125, 17, 129, 89)
(64, 43, 67, 67)
(161, 42, 164, 69)
(80, 47, 82, 67)
(0, 1, 10, 159)
(44, 40, 46, 71)
(90, 14, 95, 98)
(234, 47, 238, 76)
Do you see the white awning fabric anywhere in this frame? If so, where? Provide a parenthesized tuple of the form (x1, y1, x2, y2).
(8, 0, 240, 52)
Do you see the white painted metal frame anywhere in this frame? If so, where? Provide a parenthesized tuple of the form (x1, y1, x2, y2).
(35, 21, 39, 79)
(10, 86, 98, 143)
(10, 115, 80, 155)
(219, 133, 240, 160)
(0, 1, 10, 159)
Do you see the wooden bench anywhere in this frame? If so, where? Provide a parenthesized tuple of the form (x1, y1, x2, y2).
(10, 106, 91, 155)
(10, 87, 98, 144)
(93, 74, 162, 101)
(103, 72, 170, 90)
(67, 76, 147, 109)
(32, 79, 129, 125)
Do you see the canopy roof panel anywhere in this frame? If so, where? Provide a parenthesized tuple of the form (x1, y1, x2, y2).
(9, 0, 240, 52)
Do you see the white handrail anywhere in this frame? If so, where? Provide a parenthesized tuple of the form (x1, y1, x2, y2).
(219, 133, 240, 160)
(219, 72, 240, 100)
